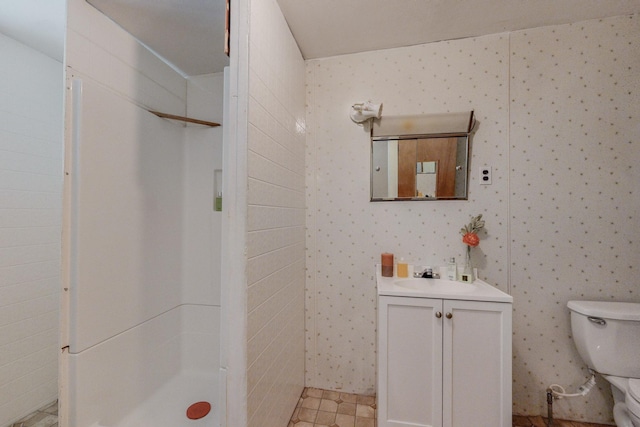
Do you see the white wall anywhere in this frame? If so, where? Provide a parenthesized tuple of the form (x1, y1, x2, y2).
(245, 0, 307, 426)
(0, 33, 63, 426)
(305, 14, 640, 424)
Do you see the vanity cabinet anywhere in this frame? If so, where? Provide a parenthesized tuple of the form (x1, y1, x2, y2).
(378, 295, 512, 427)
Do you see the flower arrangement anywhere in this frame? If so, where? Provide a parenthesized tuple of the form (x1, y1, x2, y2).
(459, 214, 485, 281)
(460, 214, 485, 247)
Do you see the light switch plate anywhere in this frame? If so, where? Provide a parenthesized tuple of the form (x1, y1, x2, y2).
(479, 167, 492, 185)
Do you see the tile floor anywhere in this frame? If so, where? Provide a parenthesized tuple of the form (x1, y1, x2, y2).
(288, 387, 376, 427)
(288, 388, 615, 427)
(10, 400, 58, 427)
(512, 415, 613, 427)
(13, 394, 614, 427)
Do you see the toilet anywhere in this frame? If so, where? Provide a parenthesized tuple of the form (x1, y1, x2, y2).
(568, 300, 640, 427)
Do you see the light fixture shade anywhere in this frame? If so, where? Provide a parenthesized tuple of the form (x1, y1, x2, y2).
(372, 111, 475, 138)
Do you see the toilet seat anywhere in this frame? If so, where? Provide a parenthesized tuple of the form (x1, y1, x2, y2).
(627, 379, 640, 420)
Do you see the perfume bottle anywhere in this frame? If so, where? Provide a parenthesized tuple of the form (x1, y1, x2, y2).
(447, 257, 457, 281)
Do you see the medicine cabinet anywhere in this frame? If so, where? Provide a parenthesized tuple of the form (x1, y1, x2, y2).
(370, 111, 475, 201)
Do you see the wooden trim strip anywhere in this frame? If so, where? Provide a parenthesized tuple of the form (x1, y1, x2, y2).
(149, 110, 220, 127)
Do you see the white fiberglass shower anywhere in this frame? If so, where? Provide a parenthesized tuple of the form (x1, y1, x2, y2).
(60, 1, 227, 425)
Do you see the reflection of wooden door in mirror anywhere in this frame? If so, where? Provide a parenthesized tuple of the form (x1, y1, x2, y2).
(417, 138, 457, 198)
(398, 139, 417, 197)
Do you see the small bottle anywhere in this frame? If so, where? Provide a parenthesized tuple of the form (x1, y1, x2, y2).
(447, 257, 457, 281)
(397, 258, 408, 278)
(215, 191, 223, 212)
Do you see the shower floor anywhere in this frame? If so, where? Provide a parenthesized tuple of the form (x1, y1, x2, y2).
(14, 371, 217, 427)
(116, 371, 218, 427)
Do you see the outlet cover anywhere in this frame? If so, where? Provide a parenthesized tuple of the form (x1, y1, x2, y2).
(479, 167, 492, 185)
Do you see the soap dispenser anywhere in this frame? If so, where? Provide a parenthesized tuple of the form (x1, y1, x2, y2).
(447, 257, 457, 281)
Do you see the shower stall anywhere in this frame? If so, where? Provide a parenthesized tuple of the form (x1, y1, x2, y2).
(61, 75, 225, 427)
(59, 1, 227, 425)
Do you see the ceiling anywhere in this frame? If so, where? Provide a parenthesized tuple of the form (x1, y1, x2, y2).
(0, 0, 66, 61)
(277, 0, 640, 59)
(86, 0, 640, 75)
(2, 1, 640, 76)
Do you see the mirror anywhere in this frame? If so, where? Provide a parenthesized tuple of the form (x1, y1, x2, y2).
(370, 111, 474, 201)
(371, 136, 469, 200)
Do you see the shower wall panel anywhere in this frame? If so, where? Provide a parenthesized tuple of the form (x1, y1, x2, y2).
(66, 75, 184, 353)
(68, 304, 219, 427)
(66, 0, 186, 117)
(183, 73, 225, 307)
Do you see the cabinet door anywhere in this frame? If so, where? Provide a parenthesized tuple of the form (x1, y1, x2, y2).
(378, 296, 443, 427)
(442, 300, 512, 427)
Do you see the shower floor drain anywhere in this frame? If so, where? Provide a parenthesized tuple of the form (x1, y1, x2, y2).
(186, 401, 211, 420)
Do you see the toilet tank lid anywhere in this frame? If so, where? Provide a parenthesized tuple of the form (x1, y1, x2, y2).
(568, 300, 640, 321)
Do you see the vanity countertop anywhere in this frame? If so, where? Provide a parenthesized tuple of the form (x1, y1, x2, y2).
(376, 265, 513, 303)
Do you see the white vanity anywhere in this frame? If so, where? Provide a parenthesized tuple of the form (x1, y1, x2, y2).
(377, 268, 513, 427)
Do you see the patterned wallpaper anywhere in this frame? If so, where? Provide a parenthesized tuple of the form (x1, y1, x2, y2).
(509, 15, 640, 421)
(306, 32, 511, 394)
(305, 14, 639, 423)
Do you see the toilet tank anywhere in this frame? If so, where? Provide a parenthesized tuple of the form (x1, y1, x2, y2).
(568, 300, 640, 379)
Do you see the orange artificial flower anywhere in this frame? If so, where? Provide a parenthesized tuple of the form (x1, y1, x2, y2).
(462, 232, 480, 247)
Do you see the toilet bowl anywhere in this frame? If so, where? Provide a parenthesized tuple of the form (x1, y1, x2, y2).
(568, 300, 640, 427)
(605, 375, 640, 427)
(628, 379, 640, 426)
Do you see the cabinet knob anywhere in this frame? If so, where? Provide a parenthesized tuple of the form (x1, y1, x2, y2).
(445, 312, 453, 319)
(435, 311, 442, 318)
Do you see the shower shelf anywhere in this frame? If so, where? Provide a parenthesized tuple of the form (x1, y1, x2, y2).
(149, 110, 220, 127)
